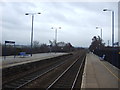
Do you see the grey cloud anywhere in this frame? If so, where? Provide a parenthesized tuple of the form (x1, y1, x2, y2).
(1, 2, 118, 47)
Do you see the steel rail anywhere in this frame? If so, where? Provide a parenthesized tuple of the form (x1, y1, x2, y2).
(71, 55, 86, 90)
(3, 57, 71, 90)
(46, 56, 82, 90)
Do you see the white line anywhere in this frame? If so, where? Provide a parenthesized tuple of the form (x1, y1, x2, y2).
(71, 55, 85, 90)
(81, 54, 87, 89)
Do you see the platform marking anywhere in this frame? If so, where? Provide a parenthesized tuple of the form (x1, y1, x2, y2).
(99, 60, 120, 81)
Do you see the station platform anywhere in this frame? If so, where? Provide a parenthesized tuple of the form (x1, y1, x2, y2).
(81, 52, 120, 89)
(1, 53, 68, 69)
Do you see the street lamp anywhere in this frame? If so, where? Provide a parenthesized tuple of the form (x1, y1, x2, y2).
(96, 27, 102, 40)
(51, 27, 61, 45)
(51, 27, 61, 53)
(103, 9, 114, 47)
(25, 12, 41, 56)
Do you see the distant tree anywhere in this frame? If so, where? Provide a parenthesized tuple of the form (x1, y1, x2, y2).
(33, 41, 40, 48)
(89, 36, 105, 51)
(40, 43, 49, 52)
(49, 40, 53, 47)
(57, 42, 66, 47)
(66, 43, 73, 48)
(49, 40, 74, 52)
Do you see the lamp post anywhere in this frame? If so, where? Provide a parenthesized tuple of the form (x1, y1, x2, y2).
(108, 40, 110, 46)
(96, 27, 102, 40)
(103, 9, 114, 47)
(25, 12, 41, 56)
(51, 27, 61, 53)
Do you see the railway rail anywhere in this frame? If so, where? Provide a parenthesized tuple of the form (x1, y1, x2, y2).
(3, 50, 86, 89)
(47, 54, 85, 89)
(3, 54, 72, 89)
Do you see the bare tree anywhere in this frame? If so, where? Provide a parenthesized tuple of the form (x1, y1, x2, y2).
(89, 36, 105, 51)
(33, 41, 40, 48)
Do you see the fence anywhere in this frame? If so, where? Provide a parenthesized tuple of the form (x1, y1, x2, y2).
(93, 47, 120, 69)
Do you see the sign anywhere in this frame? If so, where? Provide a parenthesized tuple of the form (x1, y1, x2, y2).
(5, 41, 15, 44)
(4, 40, 16, 59)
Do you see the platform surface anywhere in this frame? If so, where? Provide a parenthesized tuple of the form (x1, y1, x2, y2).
(1, 53, 68, 69)
(81, 52, 120, 89)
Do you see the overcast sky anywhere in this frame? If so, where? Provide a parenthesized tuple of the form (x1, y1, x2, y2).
(0, 1, 118, 47)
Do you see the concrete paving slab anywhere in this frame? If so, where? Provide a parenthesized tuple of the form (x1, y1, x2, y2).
(1, 53, 68, 69)
(81, 52, 120, 89)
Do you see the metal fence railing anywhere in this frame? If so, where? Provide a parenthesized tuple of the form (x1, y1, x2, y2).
(93, 48, 120, 69)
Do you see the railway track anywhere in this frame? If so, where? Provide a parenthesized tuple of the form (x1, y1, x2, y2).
(3, 54, 73, 89)
(3, 51, 86, 89)
(47, 54, 85, 89)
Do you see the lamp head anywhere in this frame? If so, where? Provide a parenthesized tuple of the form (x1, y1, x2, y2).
(59, 27, 61, 29)
(25, 13, 29, 15)
(96, 27, 99, 29)
(38, 12, 41, 14)
(103, 9, 108, 11)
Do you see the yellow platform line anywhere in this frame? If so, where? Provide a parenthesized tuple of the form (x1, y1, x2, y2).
(99, 60, 120, 81)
